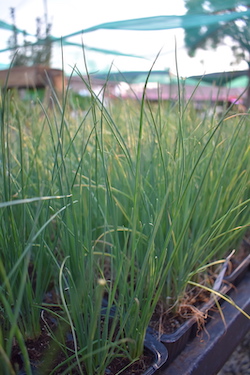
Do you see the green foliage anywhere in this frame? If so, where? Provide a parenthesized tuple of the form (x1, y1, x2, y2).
(184, 0, 250, 59)
(184, 0, 250, 106)
(0, 69, 249, 374)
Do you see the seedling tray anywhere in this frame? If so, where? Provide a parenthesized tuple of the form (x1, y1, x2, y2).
(152, 254, 250, 366)
(158, 269, 250, 375)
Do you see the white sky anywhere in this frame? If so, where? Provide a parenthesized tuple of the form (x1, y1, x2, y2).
(0, 0, 248, 77)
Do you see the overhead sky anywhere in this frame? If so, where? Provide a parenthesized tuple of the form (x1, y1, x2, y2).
(0, 0, 248, 77)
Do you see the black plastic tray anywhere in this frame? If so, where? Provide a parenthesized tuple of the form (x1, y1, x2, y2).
(143, 328, 168, 375)
(152, 254, 250, 366)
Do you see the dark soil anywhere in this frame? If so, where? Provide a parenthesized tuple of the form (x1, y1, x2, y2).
(11, 307, 155, 375)
(10, 233, 250, 374)
(12, 338, 154, 375)
(149, 288, 211, 335)
(150, 231, 250, 336)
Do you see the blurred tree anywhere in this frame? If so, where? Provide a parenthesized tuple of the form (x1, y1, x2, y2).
(8, 7, 52, 67)
(184, 0, 250, 106)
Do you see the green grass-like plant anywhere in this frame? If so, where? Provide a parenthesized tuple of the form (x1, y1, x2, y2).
(0, 62, 249, 374)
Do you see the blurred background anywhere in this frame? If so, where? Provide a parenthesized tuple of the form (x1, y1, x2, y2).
(0, 0, 249, 76)
(0, 0, 249, 107)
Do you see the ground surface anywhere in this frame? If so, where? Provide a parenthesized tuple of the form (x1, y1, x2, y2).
(217, 329, 250, 375)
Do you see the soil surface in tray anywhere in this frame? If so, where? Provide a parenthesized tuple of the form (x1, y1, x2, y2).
(149, 288, 211, 335)
(11, 233, 250, 374)
(149, 232, 250, 336)
(11, 308, 154, 375)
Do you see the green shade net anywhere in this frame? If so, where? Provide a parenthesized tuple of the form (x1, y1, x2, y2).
(82, 70, 214, 86)
(189, 70, 249, 86)
(0, 19, 32, 35)
(1, 1, 250, 58)
(68, 9, 250, 35)
(225, 75, 249, 87)
(129, 73, 212, 86)
(0, 0, 250, 83)
(0, 38, 144, 59)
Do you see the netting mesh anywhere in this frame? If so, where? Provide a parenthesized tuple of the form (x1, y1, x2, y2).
(0, 0, 249, 58)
